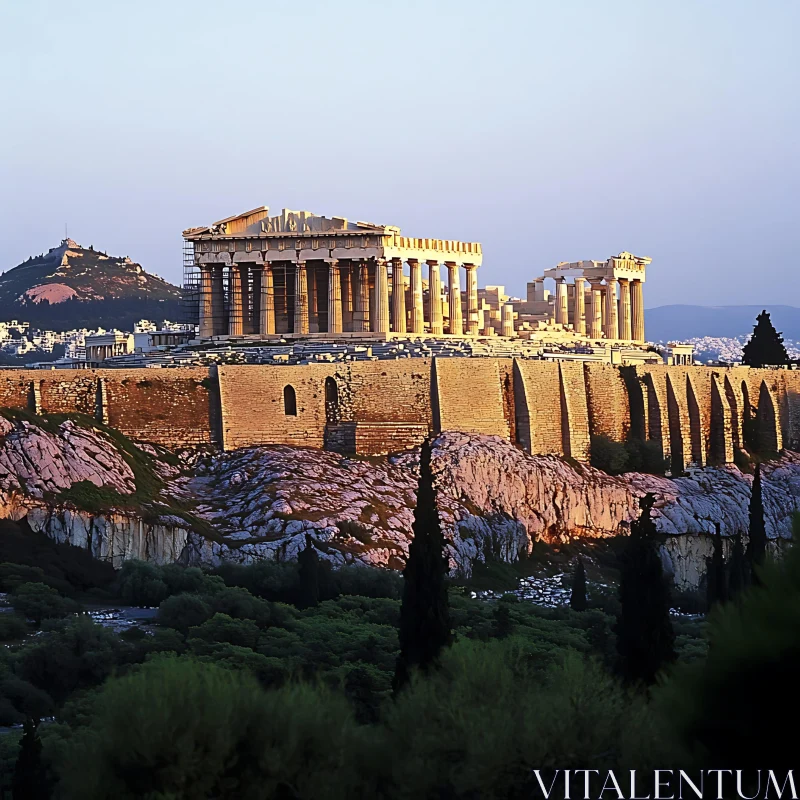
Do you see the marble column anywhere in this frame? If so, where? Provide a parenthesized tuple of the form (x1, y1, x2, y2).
(465, 264, 479, 335)
(353, 261, 370, 332)
(604, 278, 619, 340)
(328, 260, 342, 333)
(342, 264, 354, 331)
(228, 265, 243, 336)
(573, 277, 586, 335)
(198, 265, 213, 338)
(446, 263, 463, 335)
(293, 262, 309, 335)
(252, 266, 263, 336)
(260, 265, 275, 335)
(427, 261, 443, 335)
(240, 265, 251, 334)
(391, 258, 406, 333)
(588, 281, 603, 339)
(631, 279, 645, 342)
(618, 279, 632, 340)
(501, 304, 515, 337)
(555, 278, 568, 325)
(307, 265, 318, 333)
(372, 258, 390, 334)
(409, 260, 424, 334)
(211, 264, 225, 335)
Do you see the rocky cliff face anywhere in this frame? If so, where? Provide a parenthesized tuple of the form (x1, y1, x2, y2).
(0, 414, 194, 566)
(1, 414, 798, 588)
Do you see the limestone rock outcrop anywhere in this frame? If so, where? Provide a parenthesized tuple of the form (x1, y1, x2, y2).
(1, 415, 799, 588)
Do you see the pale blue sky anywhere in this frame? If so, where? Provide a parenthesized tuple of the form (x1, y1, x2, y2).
(1, 0, 798, 306)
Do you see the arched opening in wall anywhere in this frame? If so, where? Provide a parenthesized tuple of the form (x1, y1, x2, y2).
(742, 381, 757, 451)
(283, 385, 297, 416)
(324, 377, 339, 424)
(724, 376, 741, 450)
(666, 377, 685, 474)
(758, 381, 780, 454)
(686, 376, 704, 466)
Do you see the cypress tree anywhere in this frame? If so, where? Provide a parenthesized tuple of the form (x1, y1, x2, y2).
(393, 437, 453, 694)
(705, 522, 728, 611)
(615, 494, 676, 686)
(745, 464, 768, 586)
(727, 532, 748, 600)
(297, 534, 320, 609)
(570, 557, 588, 611)
(741, 310, 790, 367)
(12, 717, 49, 800)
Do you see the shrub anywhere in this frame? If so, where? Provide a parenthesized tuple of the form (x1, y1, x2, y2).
(10, 583, 74, 625)
(188, 613, 261, 650)
(660, 539, 800, 773)
(209, 587, 274, 626)
(590, 435, 629, 475)
(625, 439, 670, 475)
(157, 593, 212, 635)
(382, 641, 668, 798)
(333, 565, 403, 600)
(0, 614, 28, 642)
(55, 656, 367, 799)
(115, 560, 168, 607)
(0, 563, 46, 593)
(17, 616, 125, 703)
(0, 676, 54, 720)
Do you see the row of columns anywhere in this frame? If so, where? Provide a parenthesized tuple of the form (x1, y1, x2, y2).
(552, 277, 645, 342)
(198, 259, 480, 338)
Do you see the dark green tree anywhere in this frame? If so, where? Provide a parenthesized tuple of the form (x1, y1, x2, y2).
(297, 535, 320, 609)
(491, 600, 514, 638)
(741, 310, 790, 367)
(727, 532, 749, 600)
(745, 464, 768, 585)
(615, 494, 676, 686)
(570, 557, 588, 611)
(393, 438, 453, 694)
(705, 523, 728, 611)
(12, 717, 49, 800)
(663, 530, 800, 775)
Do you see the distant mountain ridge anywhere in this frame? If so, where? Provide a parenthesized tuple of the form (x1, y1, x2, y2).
(645, 304, 800, 342)
(0, 239, 182, 331)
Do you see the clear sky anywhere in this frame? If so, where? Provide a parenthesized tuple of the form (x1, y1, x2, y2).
(1, 0, 798, 307)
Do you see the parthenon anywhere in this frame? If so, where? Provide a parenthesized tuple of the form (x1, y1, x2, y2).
(183, 206, 652, 345)
(183, 207, 483, 338)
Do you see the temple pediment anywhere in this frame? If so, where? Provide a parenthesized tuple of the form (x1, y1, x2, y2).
(184, 207, 393, 239)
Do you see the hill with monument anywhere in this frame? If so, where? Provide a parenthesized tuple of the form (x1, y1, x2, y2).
(0, 239, 182, 330)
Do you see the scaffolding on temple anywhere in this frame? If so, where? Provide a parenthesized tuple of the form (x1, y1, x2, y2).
(181, 239, 200, 331)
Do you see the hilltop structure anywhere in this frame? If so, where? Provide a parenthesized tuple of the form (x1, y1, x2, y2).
(0, 239, 182, 331)
(183, 207, 652, 345)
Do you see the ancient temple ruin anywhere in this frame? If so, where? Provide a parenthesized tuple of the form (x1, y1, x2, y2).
(183, 207, 483, 338)
(183, 206, 653, 347)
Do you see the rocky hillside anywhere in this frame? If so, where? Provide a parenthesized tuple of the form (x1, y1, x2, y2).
(1, 412, 798, 590)
(0, 239, 182, 330)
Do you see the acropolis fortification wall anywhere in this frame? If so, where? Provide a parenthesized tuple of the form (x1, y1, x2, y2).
(1, 361, 799, 468)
